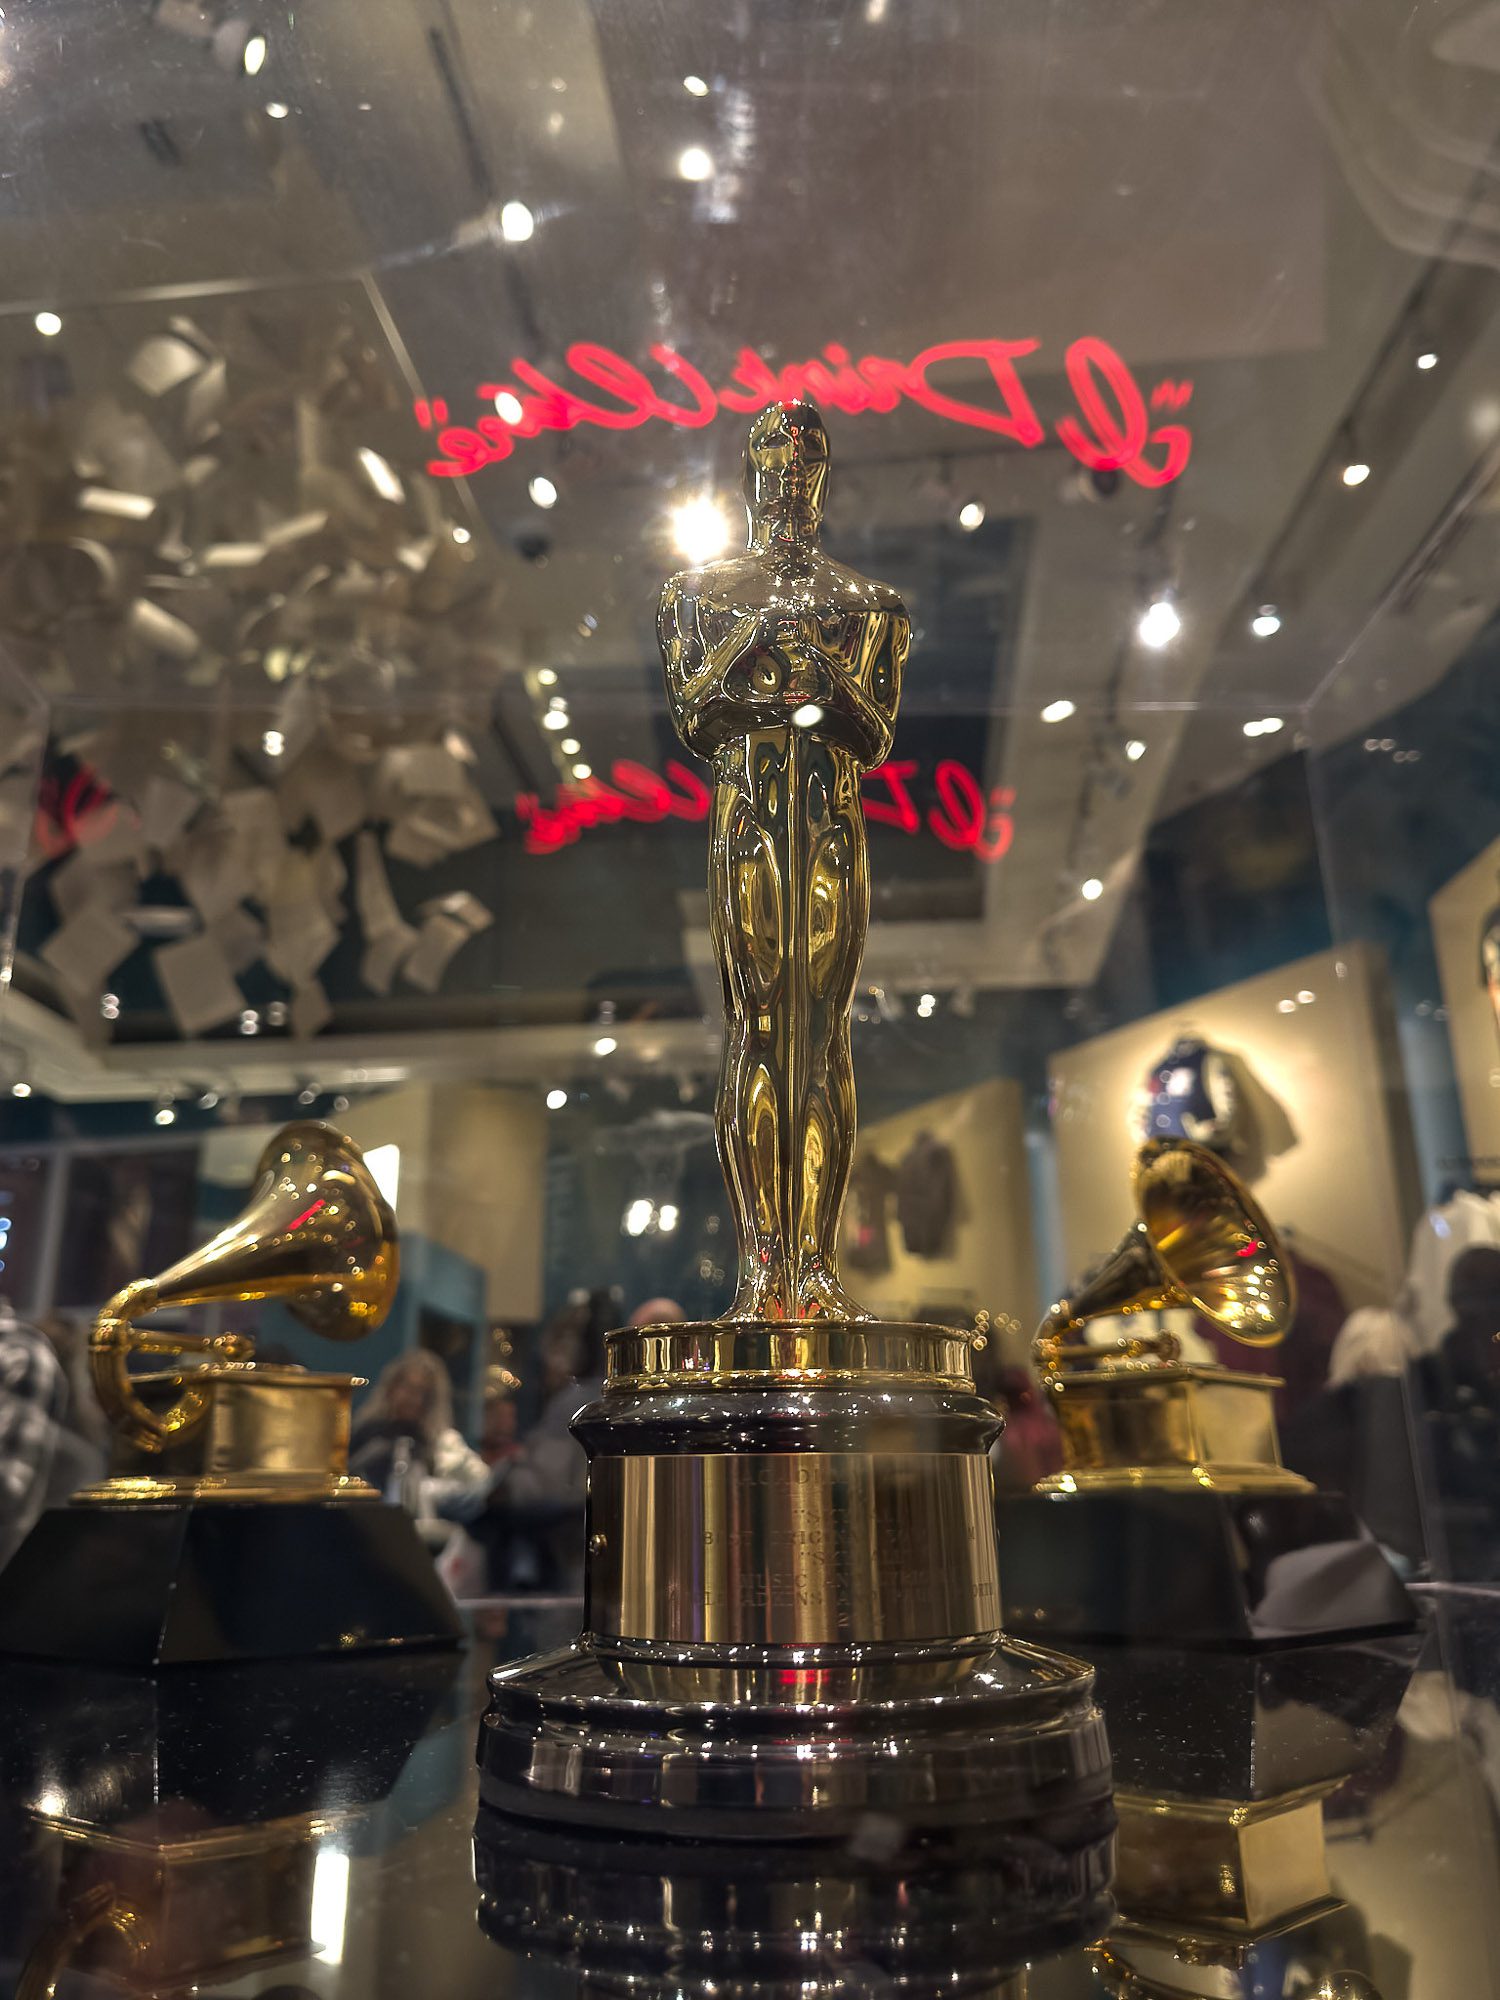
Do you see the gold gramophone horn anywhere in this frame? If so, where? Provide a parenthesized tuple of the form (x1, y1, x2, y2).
(1034, 1138, 1295, 1381)
(90, 1120, 398, 1453)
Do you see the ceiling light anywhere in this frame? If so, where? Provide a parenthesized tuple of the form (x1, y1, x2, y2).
(266, 99, 289, 118)
(1242, 715, 1285, 738)
(451, 525, 471, 545)
(529, 474, 558, 509)
(548, 694, 567, 711)
(198, 1089, 219, 1110)
(1416, 350, 1438, 371)
(243, 31, 267, 74)
(542, 710, 569, 731)
(560, 737, 580, 755)
(624, 1197, 653, 1237)
(670, 494, 733, 564)
(546, 1088, 567, 1110)
(262, 728, 285, 757)
(1123, 738, 1147, 762)
(1341, 460, 1370, 487)
(678, 145, 714, 181)
(537, 666, 558, 687)
(1136, 596, 1182, 649)
(100, 992, 120, 1020)
(683, 73, 709, 95)
(657, 1202, 680, 1232)
(1081, 877, 1104, 902)
(1249, 605, 1281, 639)
(500, 200, 535, 243)
(572, 762, 593, 780)
(239, 1009, 260, 1036)
(494, 390, 524, 423)
(1041, 699, 1076, 724)
(33, 311, 61, 338)
(10, 1082, 31, 1099)
(357, 446, 405, 505)
(594, 1035, 618, 1057)
(1296, 990, 1315, 1005)
(917, 992, 937, 1019)
(1277, 998, 1297, 1014)
(958, 500, 985, 531)
(154, 1102, 178, 1127)
(792, 703, 824, 729)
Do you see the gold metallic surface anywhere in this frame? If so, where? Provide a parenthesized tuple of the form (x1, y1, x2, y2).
(19, 1814, 328, 1998)
(1035, 1138, 1294, 1376)
(605, 1317, 979, 1392)
(658, 401, 910, 1322)
(1037, 1365, 1311, 1494)
(83, 1120, 396, 1495)
(1033, 1138, 1304, 1491)
(591, 1449, 1001, 1646)
(1112, 1784, 1335, 1933)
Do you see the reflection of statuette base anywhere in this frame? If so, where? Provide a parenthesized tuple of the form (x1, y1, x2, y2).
(77, 1364, 368, 1505)
(996, 1488, 1417, 1646)
(476, 1797, 1111, 1999)
(480, 1636, 1112, 1842)
(0, 1499, 462, 1665)
(1039, 1364, 1309, 1493)
(1113, 1784, 1337, 1934)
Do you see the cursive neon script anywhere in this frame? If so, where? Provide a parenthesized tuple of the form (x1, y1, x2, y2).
(516, 756, 1016, 862)
(416, 335, 1192, 490)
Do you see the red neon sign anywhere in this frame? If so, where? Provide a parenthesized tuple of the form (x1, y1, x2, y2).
(416, 334, 1192, 490)
(516, 756, 1016, 863)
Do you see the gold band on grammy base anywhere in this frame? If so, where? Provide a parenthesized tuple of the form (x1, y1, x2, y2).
(605, 1318, 981, 1393)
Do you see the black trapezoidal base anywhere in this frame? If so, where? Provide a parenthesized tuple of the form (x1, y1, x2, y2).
(0, 1498, 463, 1666)
(995, 1487, 1417, 1646)
(479, 1633, 1113, 1845)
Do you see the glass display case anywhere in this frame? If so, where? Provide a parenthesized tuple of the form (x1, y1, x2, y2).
(1, 0, 1500, 1994)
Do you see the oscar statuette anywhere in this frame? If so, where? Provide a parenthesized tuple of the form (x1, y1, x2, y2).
(478, 402, 1114, 1901)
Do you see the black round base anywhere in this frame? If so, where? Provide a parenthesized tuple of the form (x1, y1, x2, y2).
(475, 1801, 1114, 1998)
(479, 1634, 1113, 1843)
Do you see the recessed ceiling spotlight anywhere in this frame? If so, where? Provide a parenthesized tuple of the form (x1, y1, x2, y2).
(537, 666, 558, 687)
(262, 728, 285, 757)
(958, 500, 985, 531)
(542, 710, 569, 731)
(500, 200, 535, 243)
(594, 1035, 618, 1057)
(266, 99, 289, 118)
(1416, 350, 1438, 371)
(1137, 596, 1181, 649)
(560, 737, 580, 755)
(546, 1088, 567, 1110)
(33, 311, 61, 337)
(572, 762, 593, 780)
(1081, 877, 1104, 902)
(678, 144, 714, 181)
(683, 73, 709, 95)
(1341, 460, 1370, 487)
(451, 525, 471, 545)
(10, 1081, 31, 1099)
(1123, 738, 1147, 762)
(1242, 716, 1285, 738)
(1041, 699, 1076, 724)
(1249, 605, 1281, 639)
(529, 474, 558, 509)
(494, 390, 523, 423)
(243, 31, 267, 74)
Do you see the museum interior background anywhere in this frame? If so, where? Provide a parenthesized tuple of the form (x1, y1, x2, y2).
(0, 0, 1498, 1573)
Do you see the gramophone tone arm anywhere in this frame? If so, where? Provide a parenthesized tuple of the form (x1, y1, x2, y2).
(1033, 1315, 1181, 1382)
(16, 1885, 150, 2000)
(90, 1279, 255, 1456)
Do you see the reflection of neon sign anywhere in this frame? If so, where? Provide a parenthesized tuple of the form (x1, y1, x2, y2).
(416, 335, 1192, 490)
(517, 756, 1016, 863)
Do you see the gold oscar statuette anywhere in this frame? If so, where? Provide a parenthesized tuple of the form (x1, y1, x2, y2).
(479, 399, 1114, 1920)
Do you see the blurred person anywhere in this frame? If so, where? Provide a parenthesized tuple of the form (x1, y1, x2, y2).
(480, 1384, 523, 1467)
(989, 1365, 1064, 1493)
(349, 1348, 488, 1538)
(1413, 1246, 1500, 1579)
(628, 1296, 685, 1327)
(0, 1298, 68, 1569)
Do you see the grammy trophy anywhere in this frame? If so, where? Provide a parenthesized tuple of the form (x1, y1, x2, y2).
(0, 1120, 461, 1665)
(479, 401, 1113, 1912)
(997, 1138, 1415, 1645)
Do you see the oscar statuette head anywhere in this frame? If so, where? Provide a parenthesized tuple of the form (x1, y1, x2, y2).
(745, 398, 829, 541)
